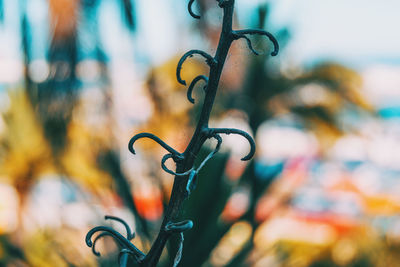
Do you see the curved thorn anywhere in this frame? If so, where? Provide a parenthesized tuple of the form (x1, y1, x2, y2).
(92, 232, 123, 257)
(165, 220, 194, 234)
(105, 216, 135, 240)
(208, 128, 255, 161)
(196, 134, 223, 172)
(184, 134, 222, 194)
(234, 34, 260, 55)
(176, 50, 216, 86)
(128, 132, 182, 157)
(233, 29, 279, 56)
(186, 170, 198, 194)
(86, 226, 146, 261)
(187, 75, 208, 104)
(211, 134, 223, 154)
(173, 233, 184, 267)
(188, 0, 200, 19)
(161, 154, 194, 176)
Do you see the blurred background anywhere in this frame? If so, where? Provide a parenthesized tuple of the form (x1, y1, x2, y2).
(1, 0, 400, 266)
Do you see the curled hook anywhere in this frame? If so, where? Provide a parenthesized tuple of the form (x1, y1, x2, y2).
(187, 75, 208, 104)
(188, 0, 200, 19)
(92, 216, 135, 256)
(161, 154, 194, 176)
(165, 220, 194, 234)
(207, 128, 255, 161)
(185, 135, 222, 194)
(232, 29, 279, 56)
(176, 50, 216, 86)
(92, 232, 122, 257)
(86, 226, 145, 261)
(186, 170, 198, 194)
(129, 133, 182, 158)
(196, 134, 222, 172)
(105, 215, 135, 240)
(164, 221, 190, 267)
(173, 233, 184, 267)
(234, 34, 259, 55)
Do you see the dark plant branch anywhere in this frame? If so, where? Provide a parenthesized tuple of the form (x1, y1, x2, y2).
(86, 0, 278, 266)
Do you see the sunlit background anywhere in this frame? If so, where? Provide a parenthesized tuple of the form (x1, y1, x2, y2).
(1, 0, 400, 266)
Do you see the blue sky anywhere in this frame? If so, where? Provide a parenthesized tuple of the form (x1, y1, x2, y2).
(264, 0, 400, 68)
(130, 0, 400, 69)
(2, 0, 400, 69)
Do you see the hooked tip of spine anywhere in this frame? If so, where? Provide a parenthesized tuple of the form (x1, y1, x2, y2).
(188, 0, 201, 19)
(128, 140, 137, 155)
(241, 155, 251, 161)
(187, 92, 195, 104)
(241, 145, 255, 161)
(271, 43, 279, 56)
(192, 14, 201, 19)
(177, 75, 187, 86)
(86, 238, 93, 247)
(128, 146, 136, 155)
(187, 220, 194, 230)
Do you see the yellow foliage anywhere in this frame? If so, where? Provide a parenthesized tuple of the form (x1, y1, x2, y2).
(137, 56, 208, 153)
(0, 89, 54, 191)
(61, 119, 112, 194)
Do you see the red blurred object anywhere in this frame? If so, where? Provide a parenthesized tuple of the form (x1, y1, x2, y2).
(292, 209, 360, 235)
(255, 158, 310, 222)
(133, 185, 163, 221)
(224, 157, 247, 181)
(221, 189, 250, 222)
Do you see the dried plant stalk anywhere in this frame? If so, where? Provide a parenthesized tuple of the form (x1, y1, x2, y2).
(85, 1, 278, 266)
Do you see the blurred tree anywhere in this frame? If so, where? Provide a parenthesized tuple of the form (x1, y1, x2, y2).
(0, 0, 140, 265)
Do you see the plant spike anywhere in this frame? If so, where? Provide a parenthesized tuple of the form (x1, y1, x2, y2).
(187, 75, 208, 104)
(188, 0, 201, 19)
(86, 0, 278, 265)
(128, 132, 182, 158)
(233, 29, 279, 56)
(105, 215, 135, 240)
(206, 127, 256, 161)
(176, 49, 216, 86)
(86, 225, 145, 263)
